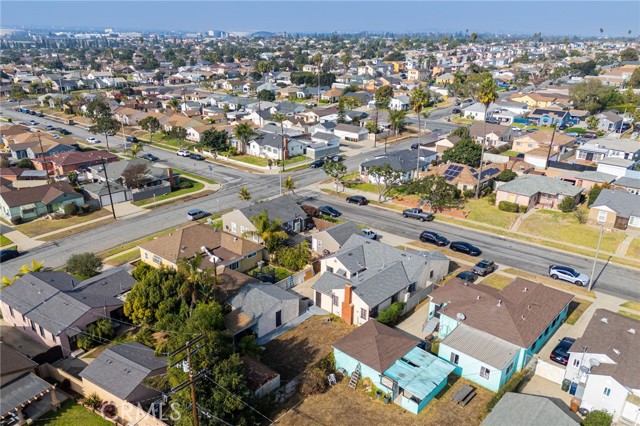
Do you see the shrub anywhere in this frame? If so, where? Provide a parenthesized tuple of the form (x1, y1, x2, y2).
(486, 370, 528, 414)
(463, 189, 476, 199)
(582, 410, 613, 426)
(85, 393, 102, 410)
(574, 208, 588, 224)
(486, 193, 497, 205)
(377, 302, 406, 326)
(63, 203, 79, 216)
(274, 242, 311, 271)
(498, 201, 520, 213)
(65, 252, 103, 279)
(300, 367, 328, 396)
(496, 169, 517, 182)
(519, 206, 527, 213)
(100, 401, 117, 418)
(315, 351, 336, 375)
(175, 180, 194, 190)
(559, 196, 577, 213)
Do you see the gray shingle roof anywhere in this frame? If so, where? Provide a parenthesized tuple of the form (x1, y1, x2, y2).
(324, 222, 362, 247)
(591, 189, 640, 219)
(442, 324, 520, 370)
(238, 196, 307, 224)
(482, 393, 579, 426)
(582, 137, 640, 154)
(498, 175, 583, 197)
(228, 283, 298, 320)
(361, 149, 433, 172)
(614, 176, 640, 189)
(79, 342, 166, 401)
(1, 373, 54, 418)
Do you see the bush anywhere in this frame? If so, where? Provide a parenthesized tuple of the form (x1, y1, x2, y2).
(463, 189, 476, 199)
(63, 203, 79, 216)
(66, 252, 103, 279)
(582, 410, 613, 426)
(559, 196, 577, 213)
(498, 201, 520, 213)
(486, 370, 528, 413)
(175, 180, 194, 190)
(315, 351, 336, 375)
(486, 193, 497, 205)
(274, 242, 311, 271)
(574, 208, 588, 224)
(301, 204, 320, 218)
(85, 393, 102, 410)
(496, 169, 517, 182)
(377, 302, 406, 326)
(519, 206, 527, 213)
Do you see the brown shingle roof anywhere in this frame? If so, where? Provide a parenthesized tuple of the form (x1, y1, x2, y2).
(43, 150, 117, 167)
(469, 122, 509, 138)
(333, 320, 419, 372)
(572, 309, 640, 389)
(0, 181, 79, 207)
(431, 278, 573, 348)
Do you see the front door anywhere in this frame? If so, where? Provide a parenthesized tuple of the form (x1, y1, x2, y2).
(614, 216, 628, 230)
(315, 291, 322, 308)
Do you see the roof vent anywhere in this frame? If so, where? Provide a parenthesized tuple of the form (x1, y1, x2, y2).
(628, 328, 636, 335)
(589, 358, 600, 368)
(521, 315, 526, 320)
(601, 317, 608, 324)
(477, 295, 481, 300)
(523, 287, 528, 292)
(497, 300, 502, 307)
(613, 348, 620, 355)
(456, 312, 466, 321)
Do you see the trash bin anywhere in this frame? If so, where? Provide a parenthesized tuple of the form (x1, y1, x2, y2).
(570, 397, 581, 412)
(569, 382, 578, 395)
(562, 379, 571, 392)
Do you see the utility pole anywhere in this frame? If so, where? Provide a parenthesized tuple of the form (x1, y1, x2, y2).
(589, 225, 604, 291)
(545, 124, 557, 170)
(167, 335, 205, 426)
(186, 344, 199, 426)
(37, 132, 51, 184)
(101, 157, 117, 220)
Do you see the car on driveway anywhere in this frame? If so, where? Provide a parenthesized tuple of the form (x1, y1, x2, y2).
(346, 195, 368, 205)
(140, 153, 159, 161)
(456, 271, 478, 283)
(361, 229, 378, 240)
(309, 159, 324, 168)
(550, 337, 576, 366)
(548, 265, 589, 286)
(419, 231, 449, 247)
(319, 205, 341, 218)
(190, 153, 205, 161)
(187, 209, 209, 221)
(177, 149, 190, 157)
(86, 137, 99, 144)
(472, 259, 496, 276)
(450, 241, 482, 256)
(0, 249, 21, 263)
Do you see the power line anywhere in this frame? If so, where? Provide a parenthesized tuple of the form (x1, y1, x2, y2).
(203, 373, 274, 424)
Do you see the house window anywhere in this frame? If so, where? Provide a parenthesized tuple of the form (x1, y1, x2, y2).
(246, 252, 257, 259)
(603, 387, 611, 396)
(152, 255, 161, 264)
(9, 306, 14, 317)
(360, 308, 368, 320)
(39, 325, 45, 337)
(506, 363, 514, 375)
(480, 367, 491, 379)
(327, 266, 334, 273)
(275, 310, 282, 327)
(231, 222, 237, 233)
(407, 283, 416, 293)
(573, 359, 580, 367)
(229, 261, 239, 271)
(597, 211, 608, 222)
(332, 294, 339, 306)
(450, 353, 460, 365)
(240, 225, 246, 234)
(629, 216, 640, 228)
(144, 252, 149, 260)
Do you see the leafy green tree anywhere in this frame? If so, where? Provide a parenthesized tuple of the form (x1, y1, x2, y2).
(450, 126, 471, 139)
(588, 183, 610, 206)
(513, 73, 530, 89)
(375, 85, 394, 110)
(323, 161, 348, 192)
(474, 76, 498, 198)
(248, 210, 288, 252)
(569, 80, 623, 114)
(86, 99, 119, 150)
(199, 128, 229, 151)
(167, 98, 181, 111)
(620, 48, 639, 62)
(238, 186, 252, 201)
(337, 98, 346, 123)
(406, 175, 461, 212)
(169, 126, 187, 148)
(559, 196, 577, 213)
(368, 163, 404, 202)
(65, 252, 103, 279)
(495, 169, 517, 182)
(257, 89, 275, 102)
(16, 158, 35, 169)
(388, 109, 407, 146)
(124, 267, 184, 326)
(10, 85, 29, 104)
(275, 241, 311, 271)
(341, 95, 362, 110)
(442, 138, 482, 167)
(629, 68, 640, 88)
(177, 252, 218, 312)
(587, 115, 600, 130)
(341, 52, 352, 68)
(582, 410, 613, 426)
(233, 122, 257, 154)
(77, 319, 114, 350)
(139, 116, 160, 144)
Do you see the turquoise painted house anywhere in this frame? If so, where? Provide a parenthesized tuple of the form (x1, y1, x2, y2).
(427, 278, 573, 393)
(333, 320, 455, 414)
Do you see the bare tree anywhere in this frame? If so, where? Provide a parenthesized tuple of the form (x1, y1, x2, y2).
(121, 163, 150, 189)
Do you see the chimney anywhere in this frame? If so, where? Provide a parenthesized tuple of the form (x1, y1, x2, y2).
(167, 168, 176, 186)
(341, 284, 354, 325)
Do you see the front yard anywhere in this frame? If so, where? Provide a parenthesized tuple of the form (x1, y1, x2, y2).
(463, 198, 519, 229)
(518, 209, 626, 254)
(14, 209, 112, 238)
(39, 400, 112, 426)
(132, 178, 205, 207)
(626, 238, 640, 260)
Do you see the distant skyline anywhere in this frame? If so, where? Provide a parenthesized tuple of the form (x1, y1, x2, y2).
(1, 1, 639, 37)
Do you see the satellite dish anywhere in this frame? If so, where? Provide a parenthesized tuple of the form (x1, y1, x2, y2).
(456, 312, 466, 321)
(589, 358, 600, 368)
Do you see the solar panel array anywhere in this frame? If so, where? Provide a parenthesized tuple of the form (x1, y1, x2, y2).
(443, 165, 464, 181)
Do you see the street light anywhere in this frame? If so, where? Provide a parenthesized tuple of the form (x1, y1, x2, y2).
(588, 225, 604, 291)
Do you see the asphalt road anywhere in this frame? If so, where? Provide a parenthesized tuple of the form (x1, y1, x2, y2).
(304, 192, 640, 301)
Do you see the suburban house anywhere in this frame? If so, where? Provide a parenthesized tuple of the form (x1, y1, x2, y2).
(7, 138, 78, 161)
(0, 268, 135, 356)
(221, 196, 309, 240)
(0, 181, 84, 223)
(463, 102, 496, 121)
(558, 171, 617, 191)
(597, 158, 638, 179)
(510, 92, 570, 109)
(138, 222, 265, 273)
(588, 189, 640, 231)
(435, 135, 462, 155)
(80, 343, 166, 406)
(469, 122, 515, 147)
(425, 162, 502, 192)
(389, 95, 411, 111)
(481, 393, 579, 426)
(224, 283, 300, 341)
(576, 138, 640, 163)
(333, 320, 455, 414)
(31, 150, 118, 177)
(360, 149, 436, 183)
(312, 235, 449, 326)
(596, 111, 624, 132)
(512, 130, 575, 155)
(247, 133, 306, 161)
(527, 108, 571, 126)
(495, 174, 584, 211)
(241, 356, 281, 399)
(333, 123, 369, 142)
(311, 221, 362, 255)
(563, 310, 640, 425)
(429, 278, 573, 392)
(613, 176, 640, 195)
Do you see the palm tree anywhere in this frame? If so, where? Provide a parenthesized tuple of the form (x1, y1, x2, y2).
(177, 252, 217, 311)
(272, 112, 287, 172)
(234, 122, 257, 155)
(587, 115, 600, 131)
(388, 109, 407, 153)
(470, 33, 478, 43)
(126, 142, 144, 158)
(474, 77, 498, 199)
(3, 260, 51, 286)
(410, 88, 429, 179)
(248, 210, 288, 253)
(239, 186, 252, 201)
(167, 98, 181, 111)
(44, 80, 53, 93)
(283, 176, 297, 195)
(312, 52, 323, 100)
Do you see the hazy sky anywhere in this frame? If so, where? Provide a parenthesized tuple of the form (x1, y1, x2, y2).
(2, 1, 639, 36)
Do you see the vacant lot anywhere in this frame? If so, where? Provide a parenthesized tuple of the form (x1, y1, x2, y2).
(273, 376, 492, 426)
(15, 209, 112, 237)
(262, 315, 353, 382)
(519, 209, 625, 254)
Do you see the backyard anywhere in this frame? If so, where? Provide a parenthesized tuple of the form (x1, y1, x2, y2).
(273, 376, 493, 426)
(518, 209, 626, 254)
(38, 400, 112, 426)
(14, 209, 112, 238)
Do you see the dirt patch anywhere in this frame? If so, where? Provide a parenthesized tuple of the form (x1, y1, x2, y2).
(262, 315, 353, 382)
(15, 209, 112, 237)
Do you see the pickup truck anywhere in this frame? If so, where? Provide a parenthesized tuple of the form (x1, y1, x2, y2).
(402, 208, 434, 222)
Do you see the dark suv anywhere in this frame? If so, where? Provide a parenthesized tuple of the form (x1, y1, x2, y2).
(419, 231, 449, 247)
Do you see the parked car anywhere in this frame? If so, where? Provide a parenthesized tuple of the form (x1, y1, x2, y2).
(0, 249, 21, 263)
(126, 136, 138, 143)
(548, 265, 589, 286)
(190, 153, 205, 161)
(449, 241, 482, 256)
(456, 271, 478, 283)
(319, 205, 341, 217)
(309, 159, 324, 168)
(36, 112, 44, 117)
(346, 195, 368, 205)
(45, 125, 55, 130)
(328, 155, 344, 162)
(58, 128, 71, 135)
(557, 124, 568, 130)
(615, 123, 631, 133)
(29, 111, 36, 116)
(419, 231, 449, 247)
(550, 337, 576, 366)
(361, 229, 378, 240)
(187, 208, 209, 221)
(472, 259, 496, 276)
(28, 120, 38, 126)
(402, 208, 434, 222)
(451, 108, 462, 114)
(565, 132, 579, 137)
(52, 134, 60, 139)
(582, 132, 597, 139)
(410, 143, 419, 150)
(177, 149, 190, 157)
(86, 137, 99, 144)
(140, 153, 159, 162)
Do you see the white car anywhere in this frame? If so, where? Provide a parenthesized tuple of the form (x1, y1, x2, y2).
(361, 229, 378, 240)
(548, 265, 590, 287)
(177, 149, 190, 157)
(86, 137, 99, 144)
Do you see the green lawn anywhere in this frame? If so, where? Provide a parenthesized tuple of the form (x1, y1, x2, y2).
(618, 310, 640, 321)
(463, 198, 519, 229)
(132, 179, 204, 206)
(479, 273, 513, 290)
(518, 209, 626, 253)
(0, 234, 13, 246)
(134, 131, 191, 148)
(625, 238, 640, 260)
(231, 155, 269, 167)
(501, 150, 522, 157)
(345, 181, 380, 194)
(566, 298, 593, 325)
(39, 400, 112, 426)
(173, 168, 217, 185)
(105, 249, 140, 266)
(621, 301, 640, 311)
(284, 155, 309, 166)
